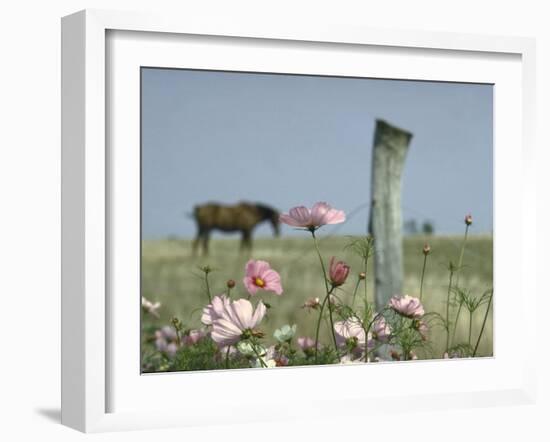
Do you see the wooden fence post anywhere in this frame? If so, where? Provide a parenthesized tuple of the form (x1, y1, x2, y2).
(369, 119, 413, 311)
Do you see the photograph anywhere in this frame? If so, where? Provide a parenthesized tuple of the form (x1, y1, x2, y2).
(140, 67, 494, 373)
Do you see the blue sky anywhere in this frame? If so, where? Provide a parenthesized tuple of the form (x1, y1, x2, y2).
(141, 68, 493, 239)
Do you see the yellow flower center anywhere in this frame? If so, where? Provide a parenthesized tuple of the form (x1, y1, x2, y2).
(254, 277, 265, 287)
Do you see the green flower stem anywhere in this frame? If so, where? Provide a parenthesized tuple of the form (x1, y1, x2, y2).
(351, 277, 361, 308)
(456, 224, 470, 287)
(314, 295, 329, 363)
(171, 318, 182, 347)
(361, 315, 376, 362)
(314, 287, 337, 362)
(363, 256, 369, 305)
(311, 230, 338, 357)
(311, 230, 329, 294)
(250, 341, 267, 368)
(362, 308, 389, 362)
(468, 311, 474, 353)
(450, 223, 470, 348)
(326, 293, 338, 354)
(419, 254, 428, 302)
(204, 272, 212, 303)
(450, 301, 463, 348)
(225, 345, 231, 369)
(445, 266, 455, 352)
(472, 290, 493, 357)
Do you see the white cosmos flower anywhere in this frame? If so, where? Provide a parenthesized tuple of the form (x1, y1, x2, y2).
(273, 324, 297, 343)
(141, 296, 161, 318)
(207, 297, 267, 346)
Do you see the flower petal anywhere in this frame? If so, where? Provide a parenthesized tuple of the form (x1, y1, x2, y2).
(200, 306, 213, 325)
(243, 276, 259, 295)
(251, 300, 267, 327)
(325, 209, 346, 225)
(283, 206, 312, 227)
(310, 202, 332, 226)
(262, 269, 283, 295)
(231, 298, 254, 329)
(245, 260, 257, 277)
(279, 213, 305, 227)
(253, 260, 271, 277)
(211, 318, 242, 345)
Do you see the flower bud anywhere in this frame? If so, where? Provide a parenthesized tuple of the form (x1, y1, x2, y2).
(226, 279, 236, 289)
(302, 297, 320, 310)
(358, 271, 367, 280)
(170, 317, 182, 331)
(390, 350, 401, 361)
(329, 257, 350, 287)
(251, 329, 265, 339)
(422, 243, 431, 256)
(464, 214, 473, 226)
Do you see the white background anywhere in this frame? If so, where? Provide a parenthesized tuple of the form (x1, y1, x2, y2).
(0, 1, 548, 441)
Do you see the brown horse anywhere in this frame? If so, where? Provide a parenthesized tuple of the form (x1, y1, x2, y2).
(191, 202, 280, 255)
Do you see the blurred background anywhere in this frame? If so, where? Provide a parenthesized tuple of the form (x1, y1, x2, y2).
(141, 68, 493, 358)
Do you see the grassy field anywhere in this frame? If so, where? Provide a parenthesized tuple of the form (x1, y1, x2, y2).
(142, 234, 493, 359)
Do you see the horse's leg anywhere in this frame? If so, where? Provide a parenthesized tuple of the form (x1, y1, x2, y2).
(192, 235, 199, 257)
(246, 231, 253, 253)
(203, 230, 210, 256)
(241, 230, 252, 256)
(240, 231, 246, 253)
(192, 228, 203, 257)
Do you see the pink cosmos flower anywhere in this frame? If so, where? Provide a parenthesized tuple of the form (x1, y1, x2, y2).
(279, 202, 346, 230)
(334, 318, 371, 351)
(372, 316, 391, 342)
(243, 260, 283, 296)
(329, 257, 351, 286)
(154, 326, 179, 357)
(265, 345, 289, 367)
(182, 329, 205, 346)
(297, 336, 317, 351)
(155, 326, 177, 342)
(210, 297, 267, 346)
(164, 343, 178, 357)
(389, 295, 425, 319)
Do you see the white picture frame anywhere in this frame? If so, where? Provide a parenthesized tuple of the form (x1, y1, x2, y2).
(61, 9, 537, 433)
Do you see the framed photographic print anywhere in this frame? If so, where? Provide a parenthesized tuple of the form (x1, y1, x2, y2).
(139, 68, 494, 372)
(61, 9, 537, 433)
